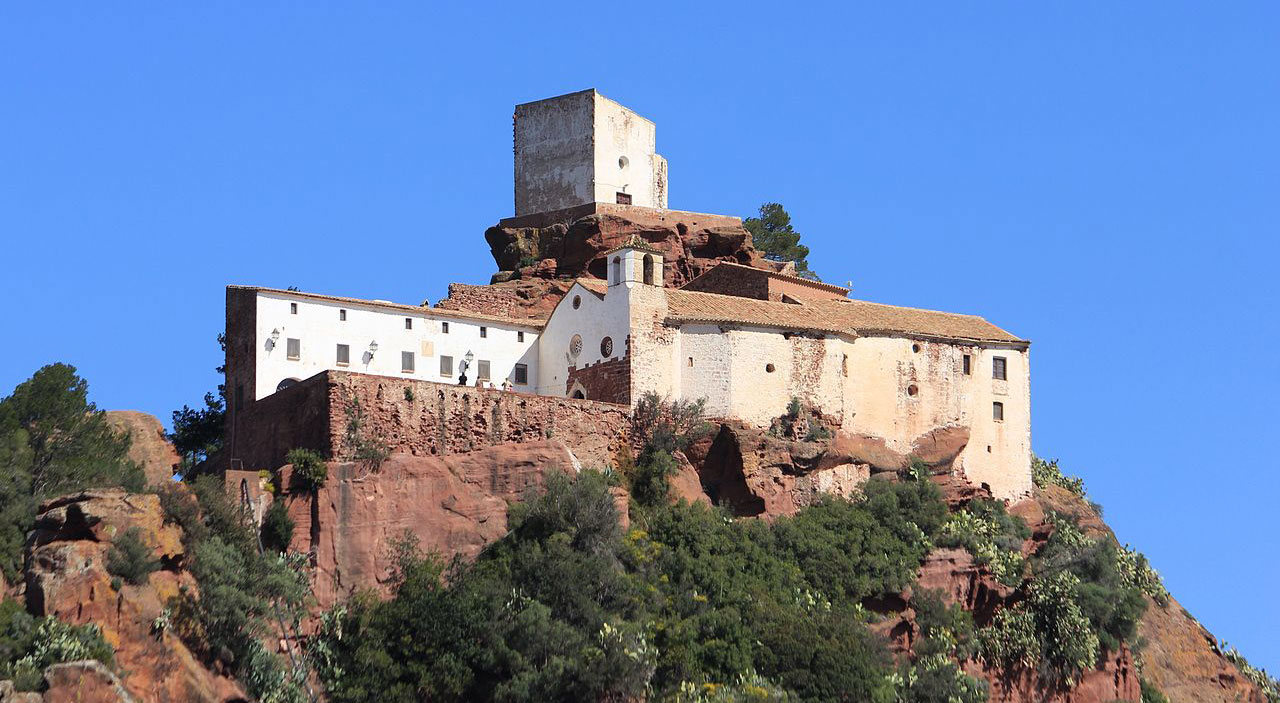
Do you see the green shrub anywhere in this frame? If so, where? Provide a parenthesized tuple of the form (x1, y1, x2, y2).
(1140, 678, 1169, 703)
(1031, 457, 1086, 499)
(260, 499, 295, 553)
(106, 526, 160, 586)
(893, 653, 989, 703)
(286, 448, 328, 491)
(630, 449, 679, 507)
(1219, 642, 1280, 703)
(0, 599, 115, 691)
(632, 392, 711, 455)
(936, 499, 1030, 586)
(979, 572, 1100, 687)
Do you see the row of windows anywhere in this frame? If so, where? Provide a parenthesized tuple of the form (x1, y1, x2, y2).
(285, 338, 527, 384)
(286, 304, 526, 342)
(960, 353, 1007, 380)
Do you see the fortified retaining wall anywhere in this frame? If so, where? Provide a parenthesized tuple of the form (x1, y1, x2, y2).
(230, 370, 631, 471)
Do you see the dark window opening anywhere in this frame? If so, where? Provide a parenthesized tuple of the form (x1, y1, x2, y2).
(442, 321, 450, 333)
(642, 254, 654, 285)
(993, 402, 1004, 421)
(993, 356, 1007, 381)
(290, 302, 297, 314)
(339, 309, 347, 321)
(572, 389, 586, 399)
(514, 364, 528, 385)
(480, 326, 487, 338)
(963, 354, 971, 375)
(517, 331, 525, 342)
(616, 192, 632, 205)
(405, 318, 413, 330)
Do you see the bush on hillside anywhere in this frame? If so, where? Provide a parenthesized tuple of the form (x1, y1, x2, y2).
(260, 499, 295, 554)
(0, 599, 115, 691)
(286, 448, 328, 491)
(106, 526, 160, 586)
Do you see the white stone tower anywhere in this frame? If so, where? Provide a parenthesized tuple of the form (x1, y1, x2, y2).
(513, 89, 668, 216)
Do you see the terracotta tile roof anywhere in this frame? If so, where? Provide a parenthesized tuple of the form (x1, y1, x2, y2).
(604, 234, 663, 255)
(688, 261, 851, 296)
(576, 278, 609, 296)
(665, 289, 1026, 345)
(233, 286, 546, 329)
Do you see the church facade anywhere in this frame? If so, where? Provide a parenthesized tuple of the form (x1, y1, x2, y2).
(224, 89, 1032, 500)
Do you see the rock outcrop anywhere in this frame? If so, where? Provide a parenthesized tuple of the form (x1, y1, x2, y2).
(281, 440, 590, 610)
(438, 206, 773, 319)
(23, 490, 243, 703)
(104, 411, 179, 487)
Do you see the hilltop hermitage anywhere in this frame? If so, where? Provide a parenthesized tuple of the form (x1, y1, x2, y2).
(224, 89, 1032, 500)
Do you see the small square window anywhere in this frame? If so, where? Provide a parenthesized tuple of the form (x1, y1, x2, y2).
(517, 331, 524, 343)
(477, 360, 490, 380)
(286, 338, 300, 360)
(480, 326, 488, 338)
(962, 354, 971, 375)
(290, 302, 298, 315)
(993, 402, 1004, 422)
(401, 351, 415, 373)
(339, 309, 347, 321)
(405, 317, 413, 330)
(336, 344, 349, 365)
(993, 357, 1007, 381)
(440, 355, 454, 377)
(514, 363, 528, 385)
(442, 321, 450, 334)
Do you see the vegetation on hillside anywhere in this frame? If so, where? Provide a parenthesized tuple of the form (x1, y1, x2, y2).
(0, 599, 115, 691)
(0, 363, 145, 580)
(169, 333, 228, 473)
(743, 203, 819, 281)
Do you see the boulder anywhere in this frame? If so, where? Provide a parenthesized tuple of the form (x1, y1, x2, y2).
(42, 661, 137, 703)
(104, 411, 180, 487)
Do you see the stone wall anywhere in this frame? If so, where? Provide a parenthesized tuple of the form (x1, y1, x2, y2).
(566, 355, 631, 405)
(436, 282, 528, 318)
(231, 370, 631, 471)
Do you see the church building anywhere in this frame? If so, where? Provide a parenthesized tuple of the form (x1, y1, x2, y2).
(224, 89, 1032, 500)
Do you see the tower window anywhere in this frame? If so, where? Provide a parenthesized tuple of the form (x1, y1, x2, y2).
(405, 318, 413, 330)
(993, 402, 1004, 421)
(480, 326, 488, 338)
(963, 354, 971, 375)
(993, 357, 1007, 380)
(642, 254, 655, 285)
(442, 321, 449, 334)
(290, 302, 298, 315)
(339, 309, 347, 321)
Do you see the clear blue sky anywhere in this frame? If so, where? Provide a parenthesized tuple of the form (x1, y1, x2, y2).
(3, 2, 1277, 674)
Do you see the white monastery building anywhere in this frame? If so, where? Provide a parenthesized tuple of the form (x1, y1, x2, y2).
(226, 89, 1032, 500)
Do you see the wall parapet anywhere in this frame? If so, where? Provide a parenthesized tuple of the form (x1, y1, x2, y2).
(231, 370, 630, 472)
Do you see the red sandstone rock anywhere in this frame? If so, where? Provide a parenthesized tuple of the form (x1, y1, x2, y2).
(42, 661, 138, 703)
(104, 411, 180, 487)
(24, 489, 244, 703)
(282, 441, 587, 610)
(909, 425, 970, 472)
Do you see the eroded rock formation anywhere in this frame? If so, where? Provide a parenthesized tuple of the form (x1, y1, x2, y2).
(104, 411, 180, 487)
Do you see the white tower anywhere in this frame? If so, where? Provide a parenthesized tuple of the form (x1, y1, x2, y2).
(606, 237, 665, 288)
(513, 89, 668, 216)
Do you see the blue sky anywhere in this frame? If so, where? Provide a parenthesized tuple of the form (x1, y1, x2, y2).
(2, 2, 1277, 674)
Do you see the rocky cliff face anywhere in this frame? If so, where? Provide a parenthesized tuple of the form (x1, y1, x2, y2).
(21, 489, 244, 703)
(104, 411, 180, 487)
(437, 207, 774, 319)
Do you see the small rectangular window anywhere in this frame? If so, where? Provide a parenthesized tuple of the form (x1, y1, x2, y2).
(290, 302, 298, 315)
(405, 317, 413, 330)
(993, 402, 1004, 422)
(514, 363, 528, 385)
(440, 355, 454, 377)
(963, 354, 971, 375)
(616, 192, 632, 205)
(336, 344, 350, 365)
(688, 357, 694, 368)
(477, 360, 491, 380)
(401, 351, 415, 373)
(993, 356, 1007, 381)
(339, 309, 346, 321)
(517, 331, 524, 343)
(480, 326, 488, 338)
(286, 338, 300, 360)
(442, 321, 449, 334)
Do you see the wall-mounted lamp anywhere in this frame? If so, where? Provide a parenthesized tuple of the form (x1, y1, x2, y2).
(464, 350, 475, 365)
(368, 340, 379, 357)
(267, 328, 281, 351)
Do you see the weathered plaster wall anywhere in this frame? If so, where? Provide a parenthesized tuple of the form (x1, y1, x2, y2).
(230, 370, 631, 472)
(839, 336, 1031, 499)
(514, 90, 595, 216)
(592, 92, 666, 209)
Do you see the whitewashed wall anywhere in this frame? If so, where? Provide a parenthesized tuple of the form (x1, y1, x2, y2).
(592, 93, 666, 209)
(535, 282, 631, 398)
(252, 292, 540, 400)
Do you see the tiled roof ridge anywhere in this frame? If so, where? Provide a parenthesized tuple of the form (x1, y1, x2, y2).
(703, 260, 851, 295)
